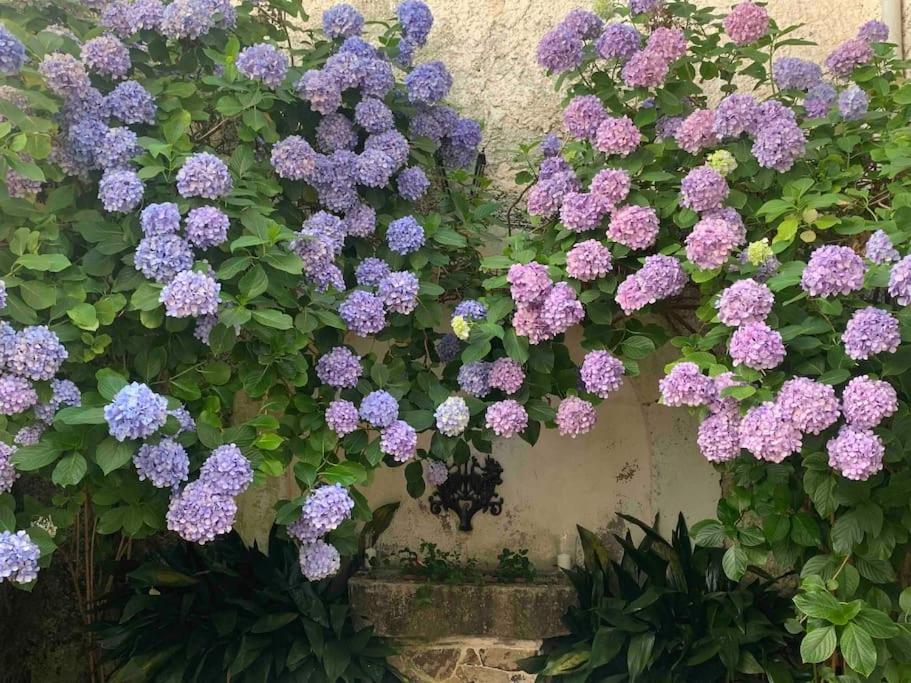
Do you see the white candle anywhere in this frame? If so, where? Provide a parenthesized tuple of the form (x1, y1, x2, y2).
(557, 552, 572, 570)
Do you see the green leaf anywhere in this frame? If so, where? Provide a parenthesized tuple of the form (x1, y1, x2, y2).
(722, 545, 747, 580)
(841, 623, 876, 677)
(590, 628, 624, 668)
(11, 441, 61, 471)
(55, 406, 106, 425)
(16, 254, 71, 272)
(691, 519, 726, 547)
(19, 281, 56, 310)
(800, 626, 836, 664)
(853, 608, 899, 639)
(323, 461, 367, 486)
(51, 453, 87, 487)
(251, 309, 292, 330)
(239, 265, 269, 300)
(503, 328, 529, 363)
(794, 590, 840, 619)
(251, 612, 298, 633)
(620, 336, 656, 360)
(627, 632, 655, 682)
(95, 438, 134, 475)
(540, 648, 590, 675)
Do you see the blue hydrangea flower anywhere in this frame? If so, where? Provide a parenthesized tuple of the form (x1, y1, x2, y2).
(386, 216, 425, 254)
(141, 203, 181, 236)
(7, 326, 67, 381)
(378, 271, 420, 314)
(96, 127, 140, 169)
(99, 169, 144, 213)
(355, 257, 390, 286)
(0, 530, 40, 584)
(396, 166, 430, 201)
(453, 299, 487, 321)
(185, 206, 230, 249)
(199, 444, 253, 496)
(322, 4, 364, 38)
(359, 390, 399, 428)
(106, 80, 156, 124)
(299, 540, 340, 580)
(159, 270, 221, 318)
(134, 234, 194, 283)
(405, 61, 453, 104)
(134, 438, 190, 489)
(0, 25, 26, 76)
(166, 480, 238, 544)
(397, 0, 433, 46)
(176, 152, 232, 199)
(104, 382, 168, 441)
(236, 43, 288, 88)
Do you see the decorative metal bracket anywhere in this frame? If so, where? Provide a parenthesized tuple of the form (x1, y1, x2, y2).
(428, 456, 503, 532)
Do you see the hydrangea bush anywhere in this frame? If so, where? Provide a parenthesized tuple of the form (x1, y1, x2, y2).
(0, 0, 488, 598)
(464, 0, 911, 678)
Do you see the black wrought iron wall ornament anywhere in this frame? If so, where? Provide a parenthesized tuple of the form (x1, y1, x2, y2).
(428, 456, 503, 532)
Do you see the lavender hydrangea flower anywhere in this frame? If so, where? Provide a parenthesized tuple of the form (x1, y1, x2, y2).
(169, 406, 195, 434)
(697, 410, 741, 463)
(405, 61, 452, 104)
(594, 116, 641, 156)
(104, 382, 168, 441)
(729, 321, 785, 370)
(176, 152, 232, 199)
(560, 192, 606, 232)
(339, 290, 386, 336)
(322, 4, 363, 38)
(825, 38, 873, 78)
(140, 203, 181, 236)
(674, 109, 718, 154)
(660, 362, 716, 407)
(434, 396, 470, 436)
(299, 540, 340, 581)
(160, 270, 220, 318)
(134, 438, 190, 489)
(5, 166, 42, 199)
(739, 402, 801, 463)
(858, 19, 889, 44)
(842, 307, 900, 360)
(166, 480, 238, 544)
(325, 399, 359, 436)
(185, 207, 229, 249)
(354, 258, 390, 287)
(889, 255, 911, 304)
(397, 167, 430, 201)
(344, 203, 377, 238)
(590, 168, 631, 207)
(800, 245, 866, 297)
(354, 98, 394, 135)
(0, 530, 40, 584)
(536, 25, 583, 73)
(646, 27, 686, 62)
(361, 58, 395, 98)
(7, 326, 67, 381)
(629, 0, 662, 14)
(271, 136, 318, 181)
(838, 85, 869, 121)
(716, 279, 773, 326)
(540, 133, 562, 158)
(101, 0, 164, 36)
(377, 271, 418, 315)
(316, 347, 362, 389)
(615, 255, 686, 314)
(595, 23, 640, 62)
(81, 35, 131, 79)
(842, 375, 897, 429)
(452, 299, 487, 322)
(488, 358, 525, 394)
(236, 43, 288, 88)
(556, 397, 597, 438)
(0, 442, 17, 494)
(316, 113, 357, 154)
(566, 239, 612, 282)
(386, 216, 425, 254)
(425, 460, 449, 486)
(804, 82, 837, 118)
(563, 95, 606, 140)
(751, 119, 805, 172)
(773, 57, 822, 91)
(580, 350, 624, 399)
(14, 424, 44, 446)
(621, 49, 669, 88)
(723, 2, 769, 46)
(865, 230, 899, 264)
(541, 283, 584, 336)
(359, 390, 399, 428)
(39, 53, 91, 98)
(508, 262, 552, 306)
(160, 0, 223, 40)
(134, 234, 194, 283)
(457, 361, 492, 398)
(0, 25, 26, 76)
(380, 420, 417, 462)
(680, 166, 729, 212)
(776, 377, 840, 435)
(397, 0, 433, 45)
(99, 169, 144, 213)
(364, 130, 410, 170)
(685, 217, 740, 270)
(106, 80, 156, 124)
(560, 8, 603, 39)
(827, 426, 884, 481)
(0, 280, 5, 310)
(485, 400, 528, 438)
(0, 375, 37, 416)
(199, 444, 252, 496)
(608, 205, 659, 250)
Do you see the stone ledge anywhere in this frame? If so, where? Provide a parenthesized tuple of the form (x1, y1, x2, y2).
(349, 574, 575, 641)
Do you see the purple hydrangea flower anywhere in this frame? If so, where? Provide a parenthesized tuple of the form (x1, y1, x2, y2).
(560, 192, 608, 233)
(81, 35, 131, 79)
(0, 530, 40, 584)
(39, 53, 91, 98)
(104, 382, 168, 441)
(185, 206, 230, 249)
(724, 2, 769, 46)
(359, 390, 399, 428)
(629, 0, 662, 14)
(489, 358, 525, 394)
(106, 80, 156, 124)
(773, 57, 822, 91)
(842, 375, 897, 429)
(838, 85, 869, 121)
(290, 484, 355, 544)
(453, 299, 487, 322)
(842, 307, 900, 360)
(608, 205, 659, 250)
(596, 23, 640, 62)
(317, 113, 358, 153)
(356, 149, 395, 188)
(7, 326, 67, 381)
(14, 424, 44, 446)
(325, 399, 359, 436)
(434, 396, 470, 436)
(354, 97, 394, 134)
(360, 58, 394, 98)
(751, 119, 805, 172)
(675, 109, 718, 154)
(5, 166, 42, 199)
(485, 400, 528, 438)
(536, 25, 583, 73)
(865, 230, 899, 264)
(590, 168, 631, 207)
(566, 239, 612, 282)
(0, 442, 17, 494)
(435, 333, 460, 363)
(199, 444, 252, 496)
(825, 38, 873, 78)
(560, 9, 603, 39)
(580, 350, 624, 399)
(697, 409, 741, 463)
(0, 281, 5, 310)
(508, 262, 552, 306)
(541, 283, 584, 336)
(140, 203, 181, 236)
(378, 271, 420, 314)
(101, 0, 165, 36)
(716, 279, 774, 326)
(316, 347, 362, 389)
(339, 291, 386, 336)
(615, 255, 686, 314)
(685, 217, 741, 271)
(620, 49, 670, 88)
(170, 406, 195, 434)
(540, 133, 562, 157)
(858, 20, 889, 44)
(134, 234, 194, 283)
(776, 377, 840, 435)
(396, 167, 430, 201)
(236, 43, 288, 88)
(344, 203, 377, 238)
(134, 438, 190, 488)
(160, 270, 221, 318)
(660, 362, 716, 407)
(99, 169, 144, 213)
(646, 27, 686, 62)
(380, 419, 417, 462)
(425, 460, 448, 486)
(299, 540, 340, 581)
(397, 1, 433, 45)
(563, 95, 606, 140)
(386, 216, 425, 254)
(271, 136, 318, 182)
(457, 361, 492, 398)
(0, 26, 26, 76)
(800, 245, 866, 297)
(729, 321, 786, 370)
(354, 258, 390, 287)
(176, 152, 232, 199)
(739, 402, 801, 463)
(594, 115, 641, 156)
(322, 4, 363, 38)
(827, 426, 884, 481)
(804, 82, 837, 118)
(680, 166, 729, 212)
(160, 0, 227, 40)
(713, 94, 760, 138)
(889, 255, 911, 304)
(0, 375, 37, 416)
(405, 61, 452, 104)
(167, 480, 238, 544)
(556, 396, 597, 438)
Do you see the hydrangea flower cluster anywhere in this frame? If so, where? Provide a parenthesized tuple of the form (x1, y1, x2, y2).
(435, 396, 470, 436)
(716, 279, 774, 326)
(104, 382, 168, 441)
(507, 263, 584, 344)
(660, 363, 716, 407)
(800, 245, 866, 297)
(615, 255, 687, 315)
(485, 400, 528, 438)
(0, 530, 40, 584)
(841, 307, 900, 360)
(580, 351, 625, 399)
(315, 346, 363, 389)
(556, 397, 597, 438)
